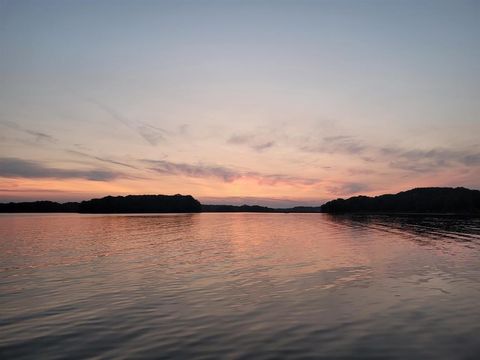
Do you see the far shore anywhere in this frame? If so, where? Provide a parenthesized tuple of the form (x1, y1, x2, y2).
(1, 187, 479, 214)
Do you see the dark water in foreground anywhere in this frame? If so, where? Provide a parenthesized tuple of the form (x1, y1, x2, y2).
(1, 213, 480, 359)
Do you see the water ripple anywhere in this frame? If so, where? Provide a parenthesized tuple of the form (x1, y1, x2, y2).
(1, 213, 480, 359)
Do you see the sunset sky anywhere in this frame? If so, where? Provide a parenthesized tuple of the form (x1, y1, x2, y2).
(0, 0, 479, 206)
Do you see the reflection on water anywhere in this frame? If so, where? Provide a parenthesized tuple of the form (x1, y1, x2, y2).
(1, 213, 480, 359)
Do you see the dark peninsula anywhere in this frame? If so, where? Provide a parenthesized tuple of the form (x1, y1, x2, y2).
(0, 201, 79, 213)
(78, 194, 202, 213)
(0, 194, 201, 213)
(320, 187, 480, 214)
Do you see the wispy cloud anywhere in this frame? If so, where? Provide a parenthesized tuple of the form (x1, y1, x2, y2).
(144, 159, 320, 186)
(0, 188, 68, 193)
(0, 157, 122, 181)
(251, 141, 275, 152)
(66, 150, 137, 170)
(0, 120, 57, 143)
(145, 159, 240, 182)
(224, 124, 479, 189)
(326, 182, 371, 196)
(227, 134, 252, 145)
(381, 147, 480, 173)
(300, 135, 366, 155)
(299, 132, 480, 175)
(86, 98, 167, 146)
(247, 172, 319, 186)
(347, 168, 377, 175)
(227, 133, 276, 152)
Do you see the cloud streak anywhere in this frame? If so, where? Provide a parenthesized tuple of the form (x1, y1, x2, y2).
(300, 135, 367, 155)
(299, 133, 480, 174)
(381, 147, 480, 172)
(227, 133, 276, 152)
(145, 159, 240, 182)
(0, 120, 57, 143)
(326, 182, 371, 196)
(86, 98, 167, 146)
(144, 159, 320, 186)
(0, 158, 122, 181)
(66, 150, 138, 170)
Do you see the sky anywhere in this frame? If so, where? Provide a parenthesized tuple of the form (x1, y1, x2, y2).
(0, 0, 479, 207)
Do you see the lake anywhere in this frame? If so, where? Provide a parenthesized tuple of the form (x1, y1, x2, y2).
(1, 213, 480, 359)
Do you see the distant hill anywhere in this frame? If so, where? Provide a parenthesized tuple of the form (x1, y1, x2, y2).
(201, 205, 323, 213)
(283, 206, 322, 213)
(201, 204, 276, 212)
(78, 194, 201, 213)
(320, 187, 480, 214)
(0, 195, 202, 213)
(0, 201, 79, 213)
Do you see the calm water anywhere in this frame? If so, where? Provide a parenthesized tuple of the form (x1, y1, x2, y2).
(1, 213, 480, 359)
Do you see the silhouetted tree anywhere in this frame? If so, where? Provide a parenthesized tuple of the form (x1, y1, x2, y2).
(320, 187, 480, 214)
(78, 194, 201, 213)
(0, 201, 79, 212)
